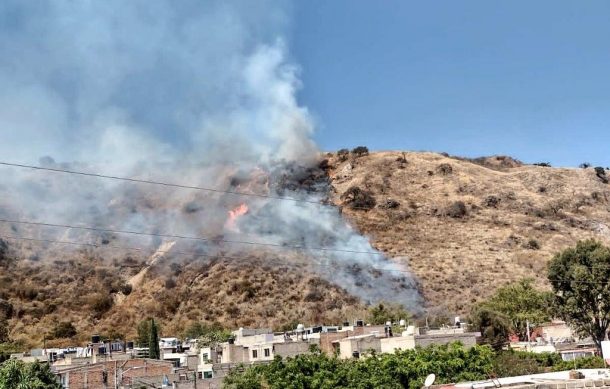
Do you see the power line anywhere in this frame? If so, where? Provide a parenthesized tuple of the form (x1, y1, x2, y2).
(0, 234, 414, 276)
(0, 218, 385, 256)
(0, 160, 410, 214)
(0, 161, 322, 205)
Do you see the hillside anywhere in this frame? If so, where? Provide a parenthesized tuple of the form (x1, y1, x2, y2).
(327, 151, 610, 315)
(2, 150, 610, 348)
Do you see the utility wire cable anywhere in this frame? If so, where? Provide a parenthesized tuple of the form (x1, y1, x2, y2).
(0, 160, 410, 212)
(0, 234, 414, 276)
(0, 161, 323, 205)
(0, 218, 386, 256)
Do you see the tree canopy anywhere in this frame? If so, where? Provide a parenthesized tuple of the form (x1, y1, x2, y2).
(548, 240, 610, 351)
(479, 279, 552, 341)
(224, 343, 494, 389)
(0, 359, 61, 389)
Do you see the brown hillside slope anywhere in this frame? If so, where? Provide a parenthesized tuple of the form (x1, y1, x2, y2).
(0, 246, 365, 348)
(327, 151, 610, 314)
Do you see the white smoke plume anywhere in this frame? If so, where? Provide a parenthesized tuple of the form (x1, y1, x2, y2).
(0, 1, 422, 311)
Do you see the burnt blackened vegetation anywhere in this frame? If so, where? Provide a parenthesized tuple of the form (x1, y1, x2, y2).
(270, 162, 330, 196)
(594, 167, 608, 184)
(340, 186, 376, 210)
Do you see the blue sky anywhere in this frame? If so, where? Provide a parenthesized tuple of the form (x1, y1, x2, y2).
(291, 1, 610, 167)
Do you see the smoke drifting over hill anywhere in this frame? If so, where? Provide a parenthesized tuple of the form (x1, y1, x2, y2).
(0, 1, 422, 311)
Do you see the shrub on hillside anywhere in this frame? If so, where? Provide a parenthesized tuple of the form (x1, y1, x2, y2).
(446, 201, 468, 218)
(90, 293, 114, 318)
(523, 239, 541, 250)
(337, 149, 350, 162)
(340, 186, 376, 210)
(595, 167, 608, 183)
(483, 195, 501, 208)
(436, 163, 453, 175)
(580, 162, 591, 169)
(351, 146, 369, 157)
(52, 322, 77, 339)
(533, 162, 551, 167)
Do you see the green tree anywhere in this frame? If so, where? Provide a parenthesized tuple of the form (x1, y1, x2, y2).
(367, 302, 410, 325)
(51, 322, 77, 339)
(224, 343, 494, 389)
(0, 359, 61, 389)
(469, 307, 511, 351)
(136, 318, 162, 348)
(479, 279, 552, 340)
(548, 240, 610, 351)
(148, 319, 160, 359)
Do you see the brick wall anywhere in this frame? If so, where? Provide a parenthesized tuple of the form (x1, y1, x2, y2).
(57, 358, 173, 388)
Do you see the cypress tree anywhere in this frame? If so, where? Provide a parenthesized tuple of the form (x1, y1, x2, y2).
(148, 319, 160, 359)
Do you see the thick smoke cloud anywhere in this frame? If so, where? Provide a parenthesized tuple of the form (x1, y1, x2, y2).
(0, 1, 422, 311)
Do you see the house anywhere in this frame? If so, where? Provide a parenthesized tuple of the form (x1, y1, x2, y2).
(334, 334, 381, 359)
(54, 358, 173, 389)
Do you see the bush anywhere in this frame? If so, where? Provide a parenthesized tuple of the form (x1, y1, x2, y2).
(90, 293, 114, 317)
(0, 299, 13, 321)
(379, 198, 400, 209)
(351, 146, 369, 157)
(446, 201, 467, 218)
(52, 322, 77, 339)
(436, 163, 453, 175)
(533, 162, 551, 167)
(595, 167, 608, 183)
(337, 149, 350, 162)
(340, 186, 376, 210)
(483, 196, 500, 208)
(0, 320, 8, 343)
(120, 283, 133, 295)
(580, 162, 591, 169)
(523, 239, 541, 250)
(164, 278, 177, 289)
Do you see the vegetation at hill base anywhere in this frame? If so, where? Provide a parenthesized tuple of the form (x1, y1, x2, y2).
(223, 343, 605, 389)
(548, 239, 610, 351)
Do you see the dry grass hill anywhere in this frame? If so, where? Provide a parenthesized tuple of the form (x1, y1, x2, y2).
(2, 150, 610, 348)
(326, 151, 610, 315)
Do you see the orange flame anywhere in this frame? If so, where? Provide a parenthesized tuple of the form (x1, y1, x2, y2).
(225, 203, 248, 231)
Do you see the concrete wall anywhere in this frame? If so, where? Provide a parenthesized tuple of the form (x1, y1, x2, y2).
(338, 336, 381, 359)
(380, 336, 416, 353)
(415, 333, 478, 348)
(274, 341, 311, 358)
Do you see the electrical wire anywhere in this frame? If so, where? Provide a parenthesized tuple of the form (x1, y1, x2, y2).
(0, 160, 394, 212)
(0, 234, 415, 277)
(0, 161, 322, 205)
(0, 218, 386, 256)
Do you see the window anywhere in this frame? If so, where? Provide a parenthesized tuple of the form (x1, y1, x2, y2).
(203, 371, 213, 379)
(264, 348, 270, 357)
(252, 350, 258, 359)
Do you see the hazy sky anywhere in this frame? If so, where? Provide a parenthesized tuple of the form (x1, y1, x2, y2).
(292, 1, 610, 167)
